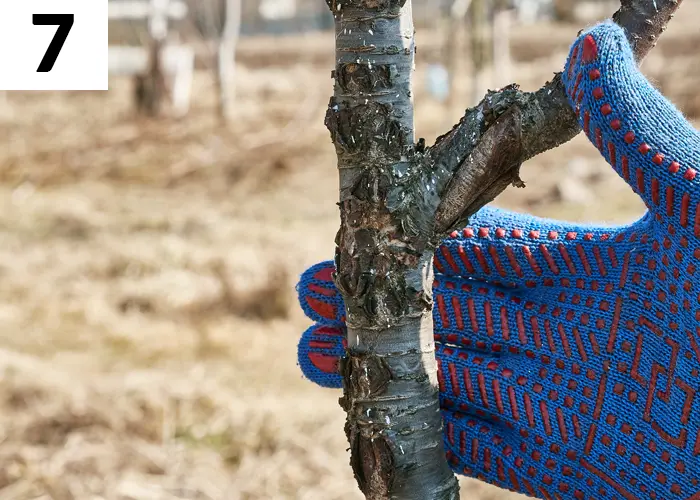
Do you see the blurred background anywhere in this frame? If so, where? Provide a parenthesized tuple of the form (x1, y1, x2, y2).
(0, 0, 697, 498)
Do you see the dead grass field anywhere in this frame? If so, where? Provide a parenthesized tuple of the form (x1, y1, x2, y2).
(0, 9, 698, 500)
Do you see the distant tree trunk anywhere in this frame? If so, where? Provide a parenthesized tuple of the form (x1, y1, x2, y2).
(469, 0, 491, 104)
(492, 0, 511, 88)
(323, 0, 683, 498)
(217, 0, 242, 122)
(135, 39, 168, 116)
(444, 0, 471, 114)
(133, 0, 175, 117)
(553, 0, 576, 22)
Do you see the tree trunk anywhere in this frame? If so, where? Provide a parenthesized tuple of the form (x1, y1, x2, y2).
(323, 0, 684, 498)
(326, 1, 460, 497)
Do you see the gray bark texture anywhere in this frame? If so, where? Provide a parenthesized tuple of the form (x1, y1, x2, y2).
(322, 0, 683, 498)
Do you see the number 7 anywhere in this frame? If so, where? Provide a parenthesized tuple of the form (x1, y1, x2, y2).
(33, 14, 74, 73)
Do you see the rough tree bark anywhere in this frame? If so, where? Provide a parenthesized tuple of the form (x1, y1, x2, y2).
(323, 0, 683, 498)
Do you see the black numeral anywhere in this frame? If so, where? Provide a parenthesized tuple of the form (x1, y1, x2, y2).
(33, 14, 74, 72)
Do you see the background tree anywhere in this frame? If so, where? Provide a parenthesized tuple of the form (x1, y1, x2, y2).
(323, 0, 684, 498)
(216, 0, 242, 122)
(491, 0, 512, 88)
(443, 0, 470, 112)
(469, 0, 491, 104)
(552, 0, 576, 22)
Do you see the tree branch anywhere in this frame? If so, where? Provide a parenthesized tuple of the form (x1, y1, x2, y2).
(614, 0, 683, 58)
(433, 105, 523, 230)
(432, 0, 684, 233)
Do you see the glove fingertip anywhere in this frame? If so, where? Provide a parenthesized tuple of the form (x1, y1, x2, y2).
(297, 324, 345, 389)
(296, 261, 346, 325)
(563, 20, 630, 94)
(299, 260, 336, 285)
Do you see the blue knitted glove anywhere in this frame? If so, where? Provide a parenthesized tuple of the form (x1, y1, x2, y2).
(296, 21, 700, 499)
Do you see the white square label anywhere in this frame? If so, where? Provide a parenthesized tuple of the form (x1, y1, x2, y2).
(0, 1, 108, 90)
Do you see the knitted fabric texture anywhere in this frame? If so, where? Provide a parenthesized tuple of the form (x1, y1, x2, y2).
(296, 22, 700, 499)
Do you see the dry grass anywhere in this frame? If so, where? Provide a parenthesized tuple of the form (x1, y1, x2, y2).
(0, 8, 697, 499)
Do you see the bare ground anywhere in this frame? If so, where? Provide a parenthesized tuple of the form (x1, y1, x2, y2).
(0, 10, 697, 500)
